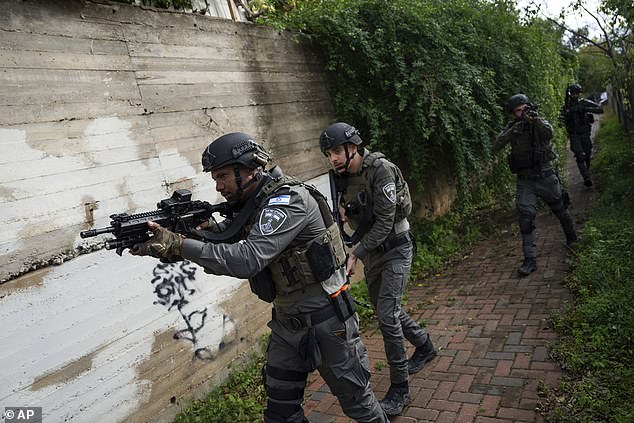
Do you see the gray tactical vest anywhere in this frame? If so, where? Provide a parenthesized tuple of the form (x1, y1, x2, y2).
(247, 174, 347, 299)
(346, 152, 412, 233)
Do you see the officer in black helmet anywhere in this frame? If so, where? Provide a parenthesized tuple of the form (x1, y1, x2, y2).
(320, 122, 437, 417)
(130, 132, 389, 423)
(561, 83, 604, 186)
(494, 94, 578, 276)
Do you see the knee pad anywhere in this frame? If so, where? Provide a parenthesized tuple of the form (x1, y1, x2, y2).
(264, 365, 307, 417)
(519, 213, 534, 234)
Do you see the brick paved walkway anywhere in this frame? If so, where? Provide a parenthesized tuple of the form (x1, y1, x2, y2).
(303, 139, 598, 422)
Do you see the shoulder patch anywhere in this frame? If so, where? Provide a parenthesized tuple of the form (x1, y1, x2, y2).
(382, 182, 397, 204)
(259, 207, 289, 235)
(268, 194, 291, 206)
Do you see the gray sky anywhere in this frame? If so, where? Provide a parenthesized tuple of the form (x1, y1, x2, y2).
(517, 0, 602, 36)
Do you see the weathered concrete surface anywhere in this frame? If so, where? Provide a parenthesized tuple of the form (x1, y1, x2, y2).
(0, 0, 334, 282)
(0, 250, 271, 422)
(0, 1, 334, 422)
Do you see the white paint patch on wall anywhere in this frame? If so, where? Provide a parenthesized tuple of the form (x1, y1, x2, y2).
(0, 249, 244, 423)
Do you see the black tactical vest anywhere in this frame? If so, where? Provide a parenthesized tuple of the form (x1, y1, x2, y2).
(507, 122, 555, 174)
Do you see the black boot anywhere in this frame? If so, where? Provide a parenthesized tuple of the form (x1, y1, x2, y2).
(379, 382, 411, 416)
(584, 177, 593, 187)
(518, 257, 537, 276)
(566, 231, 578, 246)
(408, 337, 438, 374)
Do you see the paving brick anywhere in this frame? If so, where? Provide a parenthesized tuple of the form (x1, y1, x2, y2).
(404, 405, 440, 421)
(428, 399, 462, 412)
(457, 403, 481, 422)
(432, 381, 456, 400)
(490, 376, 527, 387)
(438, 411, 459, 423)
(497, 406, 539, 421)
(479, 394, 501, 416)
(449, 392, 483, 404)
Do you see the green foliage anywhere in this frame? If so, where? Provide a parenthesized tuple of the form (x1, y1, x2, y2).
(578, 45, 613, 98)
(261, 0, 572, 215)
(544, 115, 634, 422)
(174, 347, 267, 423)
(349, 278, 377, 331)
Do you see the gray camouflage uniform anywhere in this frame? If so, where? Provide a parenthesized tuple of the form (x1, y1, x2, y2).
(494, 117, 577, 259)
(181, 167, 388, 423)
(342, 149, 430, 386)
(561, 97, 604, 180)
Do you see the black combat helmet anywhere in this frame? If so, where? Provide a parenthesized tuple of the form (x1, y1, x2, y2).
(568, 84, 582, 94)
(202, 132, 269, 172)
(505, 94, 530, 114)
(319, 122, 363, 153)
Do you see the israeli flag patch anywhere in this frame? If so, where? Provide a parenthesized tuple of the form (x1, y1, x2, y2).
(268, 195, 291, 206)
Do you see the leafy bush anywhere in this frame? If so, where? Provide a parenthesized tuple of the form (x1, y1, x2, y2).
(545, 115, 634, 422)
(174, 344, 267, 423)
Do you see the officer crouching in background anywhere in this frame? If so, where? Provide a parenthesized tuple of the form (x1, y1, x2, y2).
(493, 94, 578, 276)
(320, 122, 437, 417)
(130, 133, 389, 423)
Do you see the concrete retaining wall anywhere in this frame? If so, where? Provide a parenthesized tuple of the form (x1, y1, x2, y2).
(0, 1, 333, 422)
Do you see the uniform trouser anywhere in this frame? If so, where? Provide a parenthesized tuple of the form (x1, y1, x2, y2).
(264, 313, 388, 423)
(569, 133, 593, 180)
(363, 241, 429, 385)
(516, 174, 576, 258)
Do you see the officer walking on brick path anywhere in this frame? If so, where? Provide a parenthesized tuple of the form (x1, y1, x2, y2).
(320, 122, 437, 417)
(130, 133, 389, 423)
(560, 83, 604, 187)
(494, 94, 578, 276)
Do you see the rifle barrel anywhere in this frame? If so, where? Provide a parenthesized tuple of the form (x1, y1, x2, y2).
(80, 227, 115, 238)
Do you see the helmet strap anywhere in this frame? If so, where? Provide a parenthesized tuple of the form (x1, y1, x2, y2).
(232, 165, 263, 204)
(342, 144, 357, 172)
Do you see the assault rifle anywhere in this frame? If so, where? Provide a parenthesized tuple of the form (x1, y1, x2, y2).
(80, 189, 232, 255)
(328, 169, 345, 232)
(522, 102, 539, 120)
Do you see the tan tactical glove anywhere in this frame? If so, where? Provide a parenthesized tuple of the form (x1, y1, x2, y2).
(130, 222, 184, 260)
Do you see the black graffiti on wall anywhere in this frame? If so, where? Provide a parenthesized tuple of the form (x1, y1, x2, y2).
(151, 261, 235, 361)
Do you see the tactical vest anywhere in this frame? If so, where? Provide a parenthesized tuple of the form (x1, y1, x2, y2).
(246, 174, 347, 302)
(346, 152, 412, 234)
(507, 122, 555, 174)
(564, 99, 598, 134)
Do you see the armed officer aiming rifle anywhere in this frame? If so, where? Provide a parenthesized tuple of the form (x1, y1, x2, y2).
(123, 133, 390, 423)
(494, 94, 578, 276)
(560, 83, 604, 187)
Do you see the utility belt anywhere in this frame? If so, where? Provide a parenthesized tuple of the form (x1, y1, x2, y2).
(376, 231, 412, 253)
(517, 168, 555, 181)
(272, 285, 356, 330)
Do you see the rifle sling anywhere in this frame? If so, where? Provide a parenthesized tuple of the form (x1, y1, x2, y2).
(188, 174, 271, 243)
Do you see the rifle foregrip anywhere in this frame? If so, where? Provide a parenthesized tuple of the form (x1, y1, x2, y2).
(105, 233, 149, 250)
